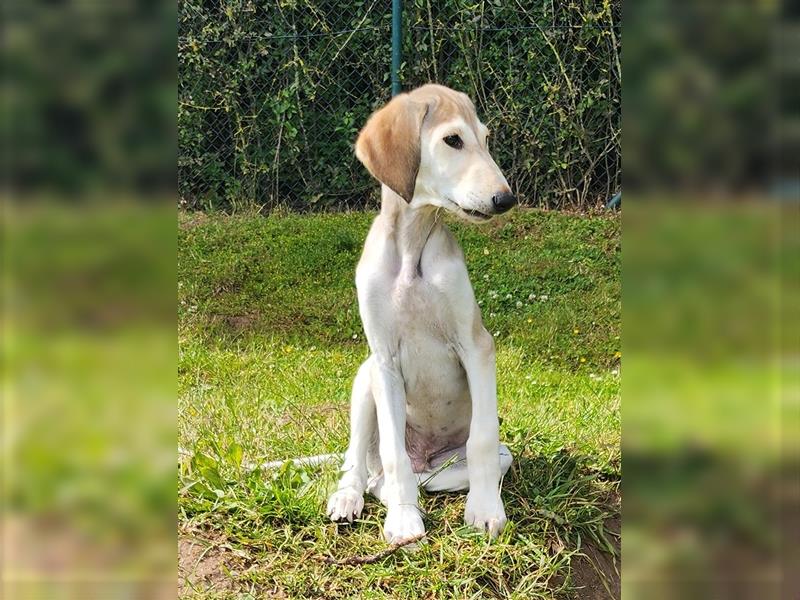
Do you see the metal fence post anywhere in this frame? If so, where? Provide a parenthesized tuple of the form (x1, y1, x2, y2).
(391, 0, 402, 96)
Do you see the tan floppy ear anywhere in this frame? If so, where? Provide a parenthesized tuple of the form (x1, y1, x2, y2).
(355, 94, 428, 202)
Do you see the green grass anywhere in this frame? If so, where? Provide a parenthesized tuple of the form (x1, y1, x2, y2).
(178, 208, 620, 599)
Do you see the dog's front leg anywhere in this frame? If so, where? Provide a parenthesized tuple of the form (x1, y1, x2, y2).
(328, 358, 375, 523)
(461, 330, 507, 538)
(370, 356, 425, 544)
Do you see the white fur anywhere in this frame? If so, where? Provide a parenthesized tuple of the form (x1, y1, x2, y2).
(327, 85, 515, 544)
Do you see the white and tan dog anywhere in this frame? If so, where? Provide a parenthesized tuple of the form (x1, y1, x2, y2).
(327, 84, 517, 544)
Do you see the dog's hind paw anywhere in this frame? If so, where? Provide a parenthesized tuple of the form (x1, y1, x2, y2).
(327, 487, 365, 523)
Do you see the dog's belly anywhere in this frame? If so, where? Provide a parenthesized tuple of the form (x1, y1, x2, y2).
(399, 333, 471, 472)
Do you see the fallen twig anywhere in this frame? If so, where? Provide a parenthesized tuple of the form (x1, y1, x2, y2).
(320, 534, 426, 566)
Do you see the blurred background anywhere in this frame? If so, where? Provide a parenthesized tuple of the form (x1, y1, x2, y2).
(2, 0, 798, 599)
(4, 1, 177, 598)
(623, 1, 798, 598)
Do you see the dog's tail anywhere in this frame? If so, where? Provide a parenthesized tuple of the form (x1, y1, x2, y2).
(179, 446, 341, 471)
(251, 453, 341, 470)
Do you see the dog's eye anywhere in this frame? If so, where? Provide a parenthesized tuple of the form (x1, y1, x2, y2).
(443, 134, 463, 150)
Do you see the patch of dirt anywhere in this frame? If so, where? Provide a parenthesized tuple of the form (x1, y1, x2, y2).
(178, 532, 295, 599)
(179, 535, 240, 596)
(570, 516, 621, 600)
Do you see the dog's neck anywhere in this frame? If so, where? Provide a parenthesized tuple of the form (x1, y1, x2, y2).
(380, 186, 442, 280)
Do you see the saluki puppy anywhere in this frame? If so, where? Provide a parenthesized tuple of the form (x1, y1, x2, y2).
(327, 84, 517, 544)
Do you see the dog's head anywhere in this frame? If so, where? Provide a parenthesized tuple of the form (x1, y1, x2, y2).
(355, 84, 516, 222)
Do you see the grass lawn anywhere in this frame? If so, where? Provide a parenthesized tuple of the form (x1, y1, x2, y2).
(178, 208, 621, 599)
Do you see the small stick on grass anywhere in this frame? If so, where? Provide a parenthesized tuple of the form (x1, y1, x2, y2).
(320, 534, 426, 566)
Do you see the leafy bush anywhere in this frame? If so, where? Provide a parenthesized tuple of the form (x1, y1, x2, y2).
(179, 0, 620, 211)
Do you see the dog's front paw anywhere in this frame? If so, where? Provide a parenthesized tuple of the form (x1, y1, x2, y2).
(383, 505, 425, 547)
(327, 487, 365, 523)
(464, 491, 507, 538)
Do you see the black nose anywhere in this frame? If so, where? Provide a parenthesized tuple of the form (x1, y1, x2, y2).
(491, 191, 517, 214)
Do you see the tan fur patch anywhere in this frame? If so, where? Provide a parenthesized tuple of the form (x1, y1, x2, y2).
(407, 84, 480, 133)
(355, 94, 428, 201)
(355, 85, 482, 201)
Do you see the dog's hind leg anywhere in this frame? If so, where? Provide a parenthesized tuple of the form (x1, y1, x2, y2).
(367, 444, 512, 501)
(327, 357, 376, 523)
(419, 444, 513, 493)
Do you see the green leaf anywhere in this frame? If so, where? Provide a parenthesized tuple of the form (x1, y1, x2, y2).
(227, 442, 244, 467)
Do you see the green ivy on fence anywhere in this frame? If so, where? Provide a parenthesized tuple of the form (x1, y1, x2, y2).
(179, 0, 620, 212)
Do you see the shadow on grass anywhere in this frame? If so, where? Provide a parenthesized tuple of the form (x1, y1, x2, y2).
(504, 450, 620, 598)
(398, 446, 621, 598)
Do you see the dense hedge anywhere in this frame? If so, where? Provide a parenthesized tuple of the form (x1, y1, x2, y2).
(179, 1, 620, 211)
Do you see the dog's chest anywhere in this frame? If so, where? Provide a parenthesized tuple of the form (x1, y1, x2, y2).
(395, 274, 452, 330)
(394, 270, 471, 411)
(388, 234, 475, 374)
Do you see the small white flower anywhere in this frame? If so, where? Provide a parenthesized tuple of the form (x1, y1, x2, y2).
(483, 274, 490, 280)
(489, 312, 496, 318)
(540, 295, 549, 301)
(528, 293, 536, 301)
(478, 300, 483, 306)
(505, 293, 513, 300)
(352, 334, 358, 339)
(516, 301, 523, 308)
(493, 331, 500, 337)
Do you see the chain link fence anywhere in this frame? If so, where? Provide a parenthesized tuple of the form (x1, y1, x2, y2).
(179, 1, 620, 212)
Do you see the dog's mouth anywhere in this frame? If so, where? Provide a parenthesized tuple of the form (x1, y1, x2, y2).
(463, 208, 492, 221)
(445, 198, 492, 221)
